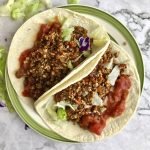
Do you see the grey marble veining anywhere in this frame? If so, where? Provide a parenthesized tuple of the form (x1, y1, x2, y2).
(0, 0, 150, 149)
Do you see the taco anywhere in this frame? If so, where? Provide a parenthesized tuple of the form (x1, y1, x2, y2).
(7, 8, 110, 102)
(35, 41, 140, 142)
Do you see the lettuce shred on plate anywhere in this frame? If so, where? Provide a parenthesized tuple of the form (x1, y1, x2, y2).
(0, 0, 52, 20)
(0, 47, 14, 112)
(67, 0, 80, 4)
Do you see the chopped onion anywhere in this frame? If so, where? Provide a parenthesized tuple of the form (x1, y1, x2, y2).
(103, 58, 113, 69)
(108, 65, 120, 86)
(92, 93, 103, 106)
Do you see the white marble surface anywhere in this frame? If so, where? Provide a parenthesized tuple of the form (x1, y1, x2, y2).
(0, 0, 150, 149)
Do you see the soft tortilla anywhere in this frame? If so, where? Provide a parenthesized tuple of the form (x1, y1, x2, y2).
(35, 41, 140, 142)
(7, 8, 110, 105)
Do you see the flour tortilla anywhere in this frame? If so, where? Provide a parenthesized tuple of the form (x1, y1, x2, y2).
(7, 8, 110, 106)
(35, 41, 140, 142)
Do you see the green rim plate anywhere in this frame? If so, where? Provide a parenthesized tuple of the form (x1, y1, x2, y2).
(5, 5, 144, 142)
(5, 69, 72, 142)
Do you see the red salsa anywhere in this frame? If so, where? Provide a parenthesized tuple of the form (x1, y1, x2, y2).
(80, 75, 131, 135)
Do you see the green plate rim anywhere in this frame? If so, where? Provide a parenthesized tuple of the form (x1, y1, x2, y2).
(5, 68, 73, 142)
(5, 5, 144, 142)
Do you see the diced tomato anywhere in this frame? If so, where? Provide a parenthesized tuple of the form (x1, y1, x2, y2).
(79, 115, 94, 128)
(88, 118, 106, 135)
(89, 123, 101, 135)
(121, 89, 129, 100)
(107, 92, 114, 104)
(115, 75, 131, 90)
(106, 75, 131, 118)
(111, 100, 125, 117)
(36, 24, 50, 40)
(22, 84, 31, 97)
(110, 90, 129, 117)
(113, 88, 122, 101)
(19, 49, 31, 67)
(79, 114, 106, 135)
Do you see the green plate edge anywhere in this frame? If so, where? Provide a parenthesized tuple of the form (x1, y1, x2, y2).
(5, 68, 73, 142)
(60, 5, 144, 91)
(5, 5, 144, 143)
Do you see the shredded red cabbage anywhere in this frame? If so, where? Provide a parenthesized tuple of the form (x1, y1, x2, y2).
(79, 37, 90, 51)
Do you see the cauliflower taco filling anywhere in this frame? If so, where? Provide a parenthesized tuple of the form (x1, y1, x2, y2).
(53, 47, 131, 135)
(15, 17, 94, 100)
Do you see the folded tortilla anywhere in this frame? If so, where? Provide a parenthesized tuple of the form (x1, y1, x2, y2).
(7, 8, 110, 103)
(35, 41, 140, 142)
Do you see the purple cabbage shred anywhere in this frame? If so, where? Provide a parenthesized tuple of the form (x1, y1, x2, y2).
(79, 37, 90, 51)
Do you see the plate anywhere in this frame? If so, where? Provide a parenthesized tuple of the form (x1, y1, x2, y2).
(5, 5, 144, 142)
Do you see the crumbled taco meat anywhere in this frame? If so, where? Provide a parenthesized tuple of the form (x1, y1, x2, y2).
(54, 48, 131, 135)
(55, 50, 114, 121)
(16, 17, 93, 100)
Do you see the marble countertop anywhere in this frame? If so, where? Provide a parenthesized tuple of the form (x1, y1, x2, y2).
(0, 0, 150, 149)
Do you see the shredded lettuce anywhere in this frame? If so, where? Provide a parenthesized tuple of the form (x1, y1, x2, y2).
(67, 60, 74, 70)
(57, 108, 67, 121)
(92, 93, 103, 106)
(11, 0, 27, 19)
(90, 27, 104, 39)
(62, 27, 74, 41)
(41, 0, 52, 8)
(93, 39, 106, 47)
(11, 8, 25, 19)
(67, 0, 80, 4)
(0, 0, 52, 20)
(0, 0, 14, 16)
(24, 0, 41, 19)
(47, 100, 77, 121)
(54, 101, 77, 111)
(61, 17, 72, 29)
(82, 51, 90, 57)
(90, 27, 109, 47)
(0, 47, 14, 112)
